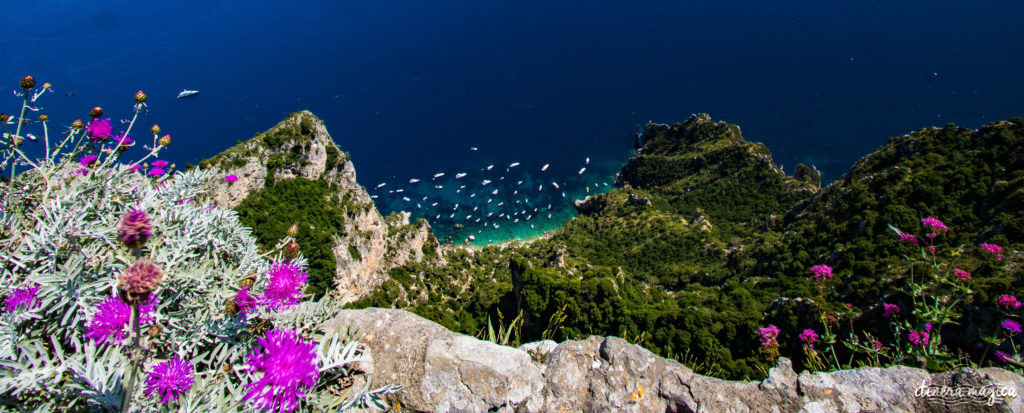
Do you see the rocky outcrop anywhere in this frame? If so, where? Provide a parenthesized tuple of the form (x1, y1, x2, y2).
(329, 308, 1024, 413)
(201, 111, 435, 303)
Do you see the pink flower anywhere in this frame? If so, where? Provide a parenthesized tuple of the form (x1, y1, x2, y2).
(79, 155, 98, 167)
(148, 168, 166, 177)
(998, 295, 1022, 311)
(235, 286, 258, 316)
(953, 269, 971, 281)
(86, 118, 112, 141)
(757, 325, 780, 347)
(128, 164, 143, 172)
(908, 330, 930, 347)
(243, 329, 320, 413)
(811, 265, 833, 282)
(920, 217, 949, 233)
(899, 233, 918, 244)
(225, 174, 239, 182)
(144, 357, 194, 403)
(872, 340, 883, 350)
(981, 243, 1004, 260)
(925, 323, 932, 332)
(799, 329, 819, 348)
(926, 246, 936, 255)
(996, 351, 1014, 363)
(84, 294, 157, 345)
(1003, 319, 1022, 334)
(882, 303, 900, 318)
(115, 133, 133, 147)
(151, 160, 169, 169)
(3, 284, 39, 312)
(259, 262, 308, 310)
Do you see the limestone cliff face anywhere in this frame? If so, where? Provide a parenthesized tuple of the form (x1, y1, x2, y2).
(329, 308, 1024, 413)
(200, 111, 439, 303)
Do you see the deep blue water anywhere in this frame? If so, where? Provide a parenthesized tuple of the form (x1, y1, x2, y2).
(3, 0, 1023, 243)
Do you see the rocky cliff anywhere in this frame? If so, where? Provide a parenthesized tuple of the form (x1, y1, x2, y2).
(198, 111, 439, 302)
(330, 308, 1024, 412)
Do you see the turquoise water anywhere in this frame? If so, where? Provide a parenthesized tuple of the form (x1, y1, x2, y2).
(3, 0, 1022, 243)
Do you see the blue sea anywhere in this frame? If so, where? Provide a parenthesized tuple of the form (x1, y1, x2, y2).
(3, 0, 1023, 243)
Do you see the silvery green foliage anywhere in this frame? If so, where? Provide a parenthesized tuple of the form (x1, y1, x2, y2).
(0, 162, 394, 410)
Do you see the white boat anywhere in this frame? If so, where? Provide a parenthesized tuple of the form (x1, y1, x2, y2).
(409, 178, 420, 183)
(177, 90, 199, 98)
(455, 173, 467, 179)
(433, 172, 445, 179)
(541, 164, 549, 171)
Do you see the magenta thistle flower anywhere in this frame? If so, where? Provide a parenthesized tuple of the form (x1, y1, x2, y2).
(757, 325, 780, 347)
(996, 351, 1014, 363)
(151, 159, 169, 168)
(148, 167, 167, 177)
(235, 286, 259, 316)
(243, 329, 320, 413)
(920, 217, 949, 233)
(128, 164, 143, 172)
(225, 174, 239, 182)
(85, 118, 112, 141)
(144, 357, 194, 403)
(1003, 320, 1022, 335)
(114, 133, 133, 147)
(899, 233, 918, 244)
(882, 303, 900, 318)
(84, 294, 156, 345)
(953, 269, 971, 282)
(79, 154, 98, 168)
(981, 243, 1005, 260)
(259, 262, 308, 310)
(926, 245, 936, 255)
(908, 330, 930, 347)
(799, 329, 819, 348)
(810, 265, 833, 282)
(4, 284, 39, 312)
(998, 295, 1022, 311)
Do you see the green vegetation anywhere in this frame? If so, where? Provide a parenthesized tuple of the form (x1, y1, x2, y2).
(235, 177, 349, 296)
(350, 115, 1024, 379)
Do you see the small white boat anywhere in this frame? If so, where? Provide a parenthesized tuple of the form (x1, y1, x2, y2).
(409, 178, 420, 183)
(455, 173, 467, 179)
(578, 167, 586, 175)
(509, 162, 520, 168)
(433, 172, 445, 179)
(541, 164, 549, 171)
(177, 90, 199, 98)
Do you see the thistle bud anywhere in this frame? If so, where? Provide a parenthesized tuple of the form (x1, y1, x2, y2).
(89, 107, 103, 118)
(223, 364, 234, 374)
(134, 90, 147, 103)
(20, 75, 35, 90)
(150, 124, 160, 134)
(158, 134, 171, 147)
(38, 114, 48, 122)
(287, 224, 299, 237)
(71, 119, 84, 129)
(117, 209, 153, 248)
(117, 258, 164, 305)
(225, 300, 240, 316)
(147, 323, 163, 339)
(0, 113, 8, 122)
(239, 275, 256, 288)
(42, 82, 51, 89)
(283, 242, 300, 260)
(12, 136, 23, 147)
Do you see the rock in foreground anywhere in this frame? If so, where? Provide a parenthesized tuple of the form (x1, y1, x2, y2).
(328, 308, 1024, 412)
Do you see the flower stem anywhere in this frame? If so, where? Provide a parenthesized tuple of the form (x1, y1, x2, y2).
(120, 303, 141, 413)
